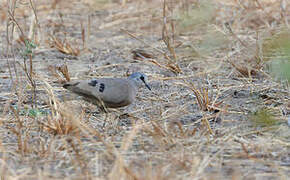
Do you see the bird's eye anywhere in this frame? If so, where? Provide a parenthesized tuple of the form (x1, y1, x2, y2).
(140, 76, 144, 81)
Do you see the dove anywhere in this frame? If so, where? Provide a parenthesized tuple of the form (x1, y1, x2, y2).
(63, 72, 151, 109)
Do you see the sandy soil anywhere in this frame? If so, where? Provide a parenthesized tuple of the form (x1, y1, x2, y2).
(0, 0, 289, 179)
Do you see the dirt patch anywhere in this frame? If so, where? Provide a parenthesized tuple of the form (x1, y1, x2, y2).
(0, 0, 289, 179)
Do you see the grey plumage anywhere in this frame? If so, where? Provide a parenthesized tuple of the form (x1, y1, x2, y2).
(63, 72, 151, 108)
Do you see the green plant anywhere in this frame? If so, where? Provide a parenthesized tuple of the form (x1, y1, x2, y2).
(22, 39, 36, 58)
(263, 29, 290, 81)
(250, 108, 278, 127)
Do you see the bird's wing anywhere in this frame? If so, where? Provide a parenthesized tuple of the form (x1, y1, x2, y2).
(94, 79, 135, 106)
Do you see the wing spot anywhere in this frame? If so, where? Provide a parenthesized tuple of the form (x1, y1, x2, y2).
(88, 80, 98, 87)
(99, 83, 105, 92)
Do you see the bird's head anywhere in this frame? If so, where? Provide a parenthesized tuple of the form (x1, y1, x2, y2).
(129, 72, 151, 91)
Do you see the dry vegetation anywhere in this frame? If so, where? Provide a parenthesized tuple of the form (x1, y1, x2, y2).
(0, 0, 289, 179)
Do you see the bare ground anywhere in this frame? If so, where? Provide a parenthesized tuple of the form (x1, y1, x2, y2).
(0, 0, 289, 179)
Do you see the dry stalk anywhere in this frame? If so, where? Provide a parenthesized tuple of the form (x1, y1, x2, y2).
(168, 121, 184, 137)
(6, 0, 20, 87)
(40, 78, 80, 135)
(224, 22, 248, 48)
(123, 166, 139, 180)
(177, 81, 211, 111)
(121, 24, 181, 74)
(201, 116, 214, 135)
(131, 49, 156, 60)
(8, 3, 38, 108)
(120, 28, 164, 54)
(108, 121, 143, 179)
(4, 0, 39, 156)
(66, 138, 91, 177)
(48, 16, 91, 56)
(174, 81, 224, 134)
(48, 63, 70, 82)
(227, 59, 260, 79)
(48, 35, 81, 56)
(161, 0, 181, 74)
(7, 104, 34, 155)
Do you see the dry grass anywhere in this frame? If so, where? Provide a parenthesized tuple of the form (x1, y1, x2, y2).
(0, 0, 289, 179)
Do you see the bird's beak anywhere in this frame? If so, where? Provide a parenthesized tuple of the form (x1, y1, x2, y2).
(145, 83, 151, 91)
(141, 79, 151, 91)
